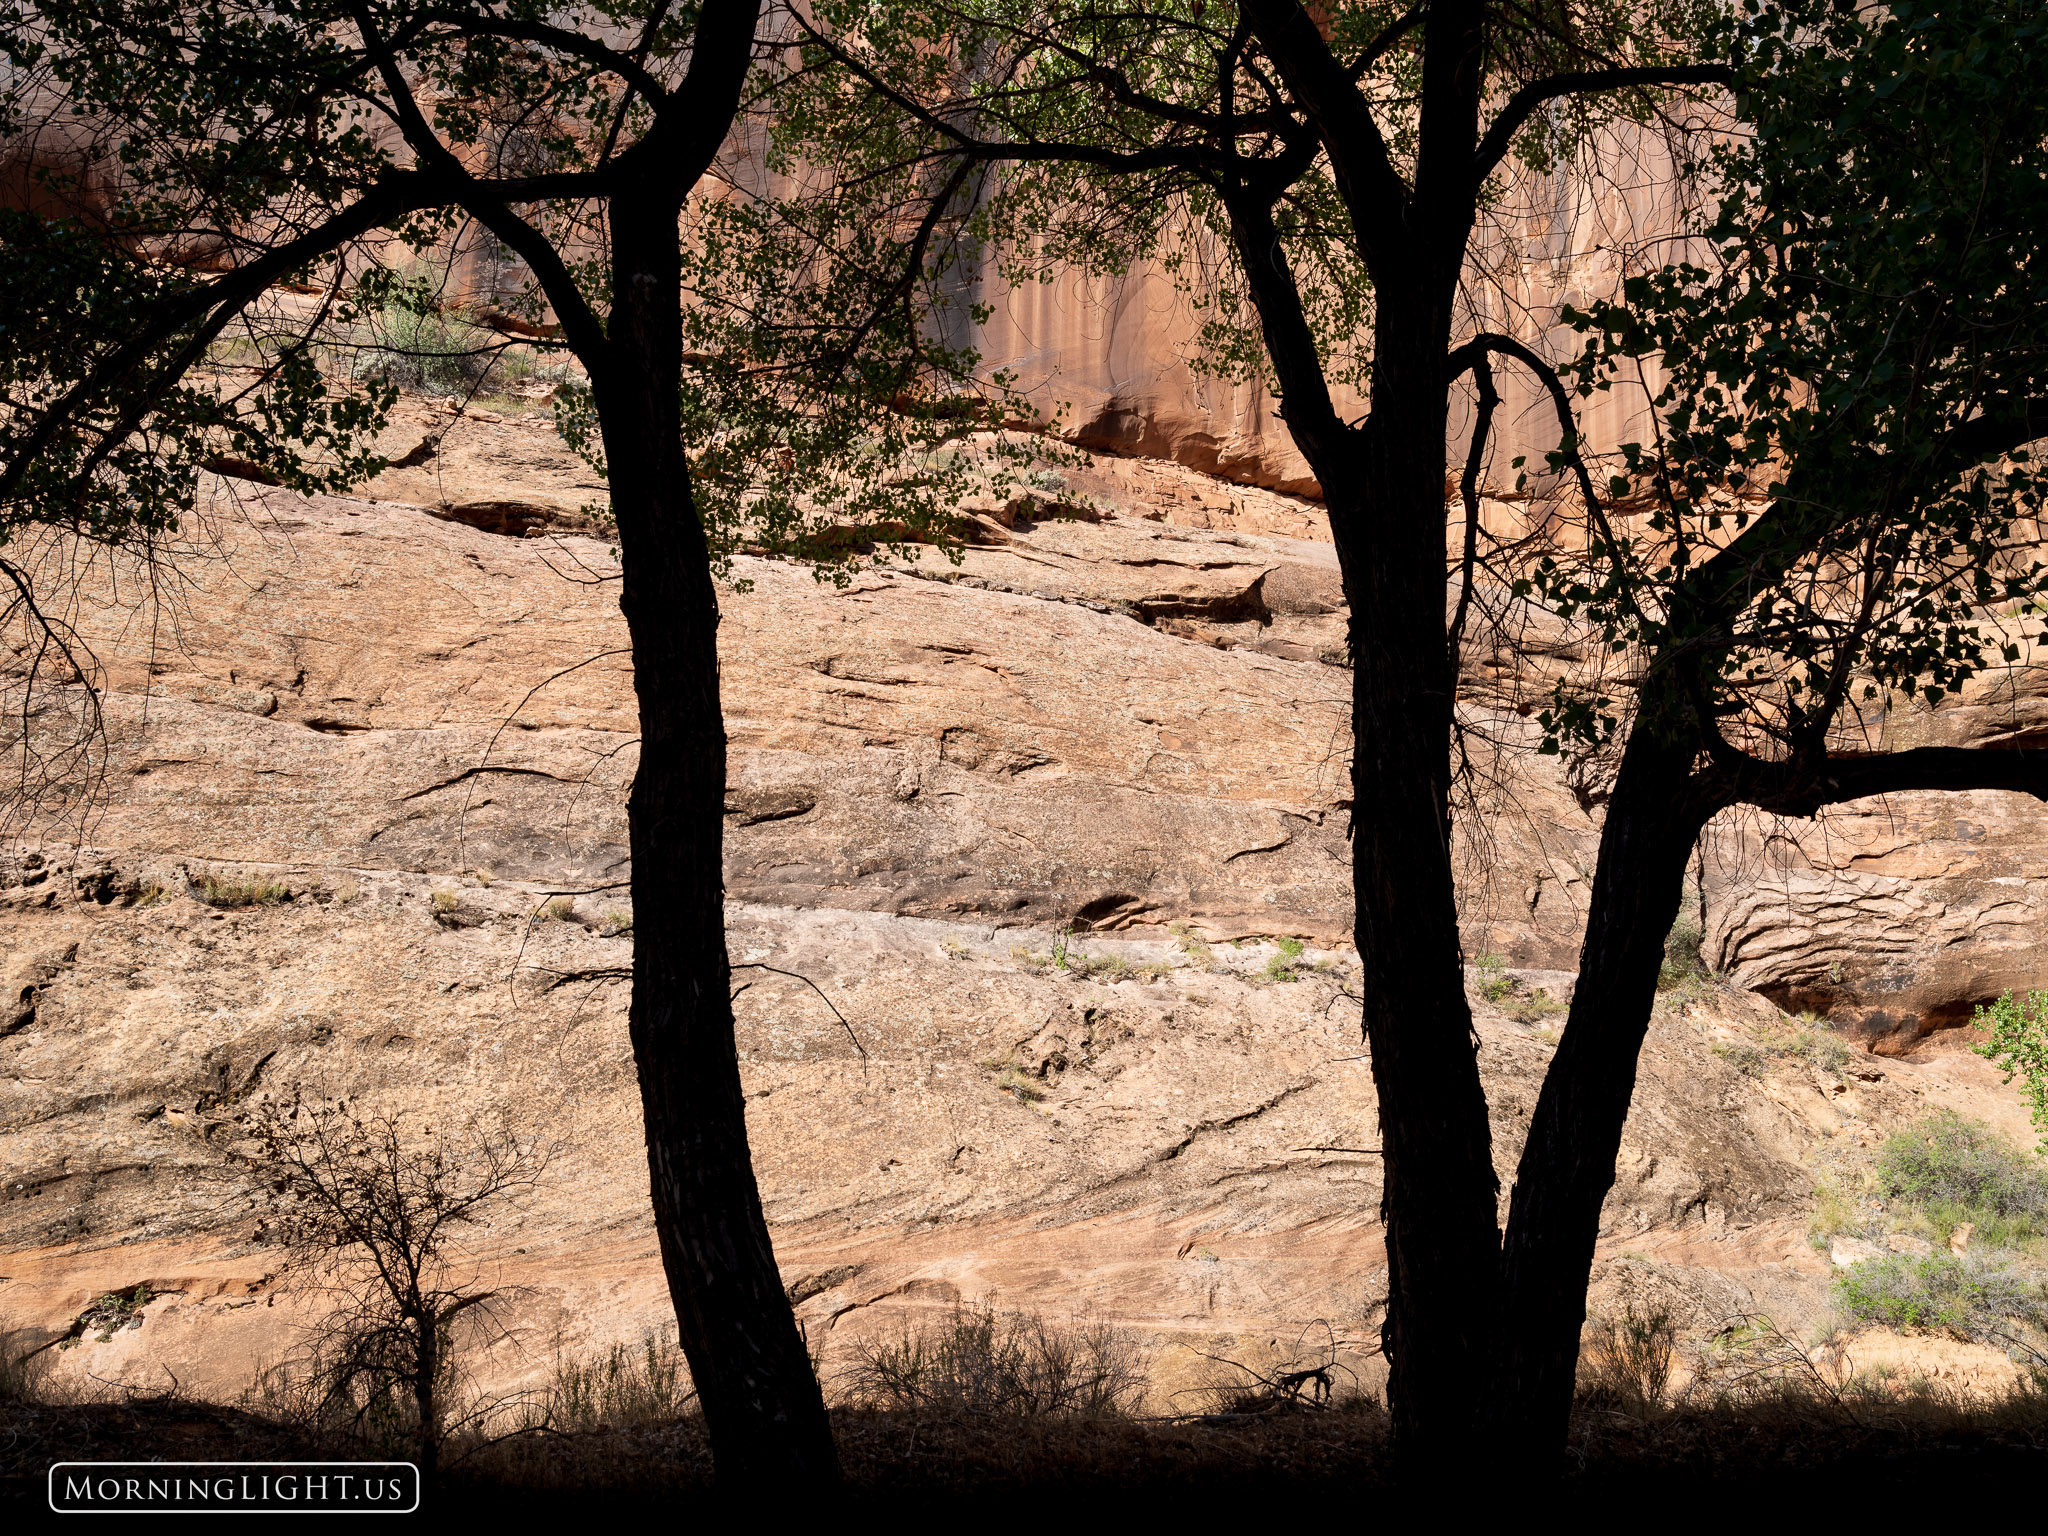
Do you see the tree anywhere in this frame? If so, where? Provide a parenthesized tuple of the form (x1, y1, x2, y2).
(0, 0, 1004, 1482)
(788, 0, 1731, 1463)
(241, 1095, 552, 1481)
(1496, 0, 2048, 1449)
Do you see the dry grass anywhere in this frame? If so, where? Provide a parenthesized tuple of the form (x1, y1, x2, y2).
(841, 1303, 1146, 1418)
(10, 1346, 2048, 1511)
(195, 873, 290, 908)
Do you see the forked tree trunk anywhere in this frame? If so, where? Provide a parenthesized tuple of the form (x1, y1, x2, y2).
(595, 207, 839, 1485)
(1331, 323, 1504, 1470)
(1494, 704, 1718, 1455)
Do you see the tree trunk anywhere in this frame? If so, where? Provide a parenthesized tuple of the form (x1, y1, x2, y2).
(1335, 328, 1503, 1469)
(1494, 706, 1718, 1457)
(597, 208, 839, 1486)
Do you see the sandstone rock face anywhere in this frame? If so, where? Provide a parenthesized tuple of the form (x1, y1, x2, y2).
(1702, 649, 2048, 1051)
(1, 417, 2043, 1407)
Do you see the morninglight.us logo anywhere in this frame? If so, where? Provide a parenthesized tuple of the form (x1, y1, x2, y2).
(49, 1463, 420, 1514)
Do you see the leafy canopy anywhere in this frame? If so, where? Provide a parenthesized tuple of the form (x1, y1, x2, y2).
(1539, 0, 2048, 762)
(0, 0, 1021, 586)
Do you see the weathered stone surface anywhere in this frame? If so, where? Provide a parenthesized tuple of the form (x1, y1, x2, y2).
(2, 421, 2043, 1408)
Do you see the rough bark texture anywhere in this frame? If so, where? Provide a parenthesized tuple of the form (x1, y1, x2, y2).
(1495, 706, 1717, 1453)
(599, 207, 840, 1486)
(1337, 416, 1502, 1463)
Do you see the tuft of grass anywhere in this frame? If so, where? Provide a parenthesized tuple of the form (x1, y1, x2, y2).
(0, 1333, 56, 1404)
(1580, 1301, 1676, 1416)
(1714, 1040, 1772, 1078)
(354, 302, 498, 393)
(942, 936, 972, 961)
(986, 1059, 1045, 1104)
(1169, 923, 1212, 965)
(842, 1303, 1146, 1419)
(196, 873, 289, 908)
(533, 1333, 696, 1432)
(430, 890, 462, 914)
(538, 896, 577, 923)
(133, 881, 171, 908)
(1717, 1014, 1854, 1079)
(599, 909, 633, 937)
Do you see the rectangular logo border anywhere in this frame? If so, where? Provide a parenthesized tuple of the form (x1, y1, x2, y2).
(48, 1461, 421, 1515)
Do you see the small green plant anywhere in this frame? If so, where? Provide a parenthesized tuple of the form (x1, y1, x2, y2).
(1050, 922, 1076, 971)
(196, 873, 290, 908)
(538, 895, 577, 923)
(599, 908, 633, 937)
(68, 1284, 154, 1345)
(134, 882, 171, 908)
(1472, 952, 1515, 1003)
(942, 936, 972, 961)
(1262, 938, 1306, 983)
(1973, 989, 2048, 1149)
(1169, 923, 1212, 966)
(430, 890, 462, 914)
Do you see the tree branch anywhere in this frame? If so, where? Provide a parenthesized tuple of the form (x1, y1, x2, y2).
(1737, 746, 2048, 818)
(1472, 64, 1732, 186)
(415, 9, 674, 106)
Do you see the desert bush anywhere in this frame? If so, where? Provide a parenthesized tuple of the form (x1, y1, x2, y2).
(238, 1095, 553, 1477)
(355, 304, 498, 393)
(0, 1332, 56, 1405)
(1177, 1323, 1370, 1419)
(534, 1333, 696, 1433)
(842, 1303, 1145, 1419)
(1875, 1112, 2048, 1243)
(1580, 1302, 1676, 1415)
(196, 873, 289, 908)
(1834, 1252, 2048, 1341)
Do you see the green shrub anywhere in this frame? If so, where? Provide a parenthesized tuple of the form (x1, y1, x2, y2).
(1974, 989, 2048, 1147)
(1835, 1252, 2048, 1338)
(1875, 1112, 2048, 1242)
(356, 304, 496, 393)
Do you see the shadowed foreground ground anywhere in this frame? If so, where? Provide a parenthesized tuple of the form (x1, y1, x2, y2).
(6, 1387, 2046, 1516)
